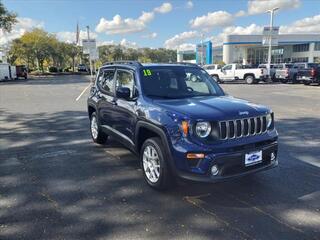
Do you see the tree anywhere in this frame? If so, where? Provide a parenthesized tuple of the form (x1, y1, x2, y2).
(0, 1, 17, 32)
(20, 29, 56, 72)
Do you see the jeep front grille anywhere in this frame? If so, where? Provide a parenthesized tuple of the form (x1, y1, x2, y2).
(219, 116, 268, 140)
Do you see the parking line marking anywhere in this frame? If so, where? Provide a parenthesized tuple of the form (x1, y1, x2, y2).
(76, 83, 91, 101)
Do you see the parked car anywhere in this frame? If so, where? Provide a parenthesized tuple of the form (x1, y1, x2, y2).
(209, 63, 268, 84)
(274, 63, 299, 83)
(203, 64, 223, 76)
(297, 63, 320, 85)
(87, 61, 278, 190)
(258, 64, 276, 81)
(16, 65, 28, 79)
(78, 64, 88, 72)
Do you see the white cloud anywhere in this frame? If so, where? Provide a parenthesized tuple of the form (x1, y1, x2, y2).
(248, 0, 301, 15)
(186, 1, 194, 9)
(0, 17, 44, 45)
(95, 14, 146, 35)
(97, 40, 115, 46)
(154, 3, 173, 13)
(210, 24, 263, 46)
(178, 43, 196, 51)
(139, 11, 155, 23)
(235, 10, 246, 17)
(142, 32, 158, 39)
(56, 30, 98, 44)
(95, 3, 171, 35)
(190, 11, 233, 30)
(280, 14, 320, 33)
(120, 38, 138, 48)
(164, 31, 198, 49)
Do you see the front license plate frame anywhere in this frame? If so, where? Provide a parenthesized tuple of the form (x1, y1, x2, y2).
(245, 150, 262, 166)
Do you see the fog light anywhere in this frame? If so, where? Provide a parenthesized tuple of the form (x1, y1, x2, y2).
(211, 165, 219, 176)
(271, 152, 276, 161)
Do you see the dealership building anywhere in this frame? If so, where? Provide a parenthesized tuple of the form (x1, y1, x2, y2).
(177, 34, 320, 65)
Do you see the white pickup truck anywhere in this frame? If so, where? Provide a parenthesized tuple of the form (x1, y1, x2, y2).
(207, 63, 268, 84)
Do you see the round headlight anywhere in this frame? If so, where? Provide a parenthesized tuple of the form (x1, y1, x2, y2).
(195, 122, 212, 138)
(266, 113, 272, 128)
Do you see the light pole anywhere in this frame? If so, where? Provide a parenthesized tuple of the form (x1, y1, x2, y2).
(266, 7, 279, 77)
(86, 25, 93, 79)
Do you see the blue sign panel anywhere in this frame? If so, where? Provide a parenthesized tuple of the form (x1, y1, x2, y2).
(196, 41, 212, 65)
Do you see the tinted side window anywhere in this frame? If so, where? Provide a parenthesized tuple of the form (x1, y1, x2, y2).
(116, 70, 135, 98)
(97, 68, 115, 94)
(223, 65, 232, 70)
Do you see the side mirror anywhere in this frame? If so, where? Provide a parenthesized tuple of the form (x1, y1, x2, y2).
(116, 87, 131, 100)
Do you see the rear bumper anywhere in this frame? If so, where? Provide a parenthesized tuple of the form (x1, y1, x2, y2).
(174, 141, 278, 183)
(297, 76, 319, 82)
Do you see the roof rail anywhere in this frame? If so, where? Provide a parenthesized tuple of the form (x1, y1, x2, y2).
(170, 62, 200, 67)
(102, 61, 143, 67)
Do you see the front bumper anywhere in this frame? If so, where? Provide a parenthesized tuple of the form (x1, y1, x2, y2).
(174, 141, 278, 183)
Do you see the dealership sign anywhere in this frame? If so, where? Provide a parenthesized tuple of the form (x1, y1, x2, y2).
(262, 26, 279, 46)
(82, 39, 99, 60)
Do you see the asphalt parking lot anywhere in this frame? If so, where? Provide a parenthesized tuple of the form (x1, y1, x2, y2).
(0, 75, 319, 240)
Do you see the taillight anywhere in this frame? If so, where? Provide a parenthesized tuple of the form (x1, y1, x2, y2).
(311, 68, 316, 77)
(285, 68, 289, 76)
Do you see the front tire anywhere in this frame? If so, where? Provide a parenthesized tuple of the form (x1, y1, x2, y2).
(90, 112, 108, 144)
(140, 137, 172, 190)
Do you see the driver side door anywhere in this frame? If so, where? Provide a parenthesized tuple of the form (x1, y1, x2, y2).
(111, 69, 137, 148)
(221, 64, 234, 80)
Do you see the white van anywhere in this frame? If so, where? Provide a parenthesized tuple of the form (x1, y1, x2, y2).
(0, 63, 10, 81)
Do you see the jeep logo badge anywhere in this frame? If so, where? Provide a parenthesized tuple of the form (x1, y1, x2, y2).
(239, 111, 249, 116)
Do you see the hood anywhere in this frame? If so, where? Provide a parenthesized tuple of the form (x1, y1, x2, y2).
(153, 96, 270, 121)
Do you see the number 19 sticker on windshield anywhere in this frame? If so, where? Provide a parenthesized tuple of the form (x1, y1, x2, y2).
(143, 69, 152, 76)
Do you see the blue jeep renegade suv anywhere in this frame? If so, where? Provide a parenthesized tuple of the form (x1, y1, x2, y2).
(87, 61, 278, 190)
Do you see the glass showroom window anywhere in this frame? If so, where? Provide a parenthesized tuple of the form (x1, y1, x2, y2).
(293, 44, 309, 52)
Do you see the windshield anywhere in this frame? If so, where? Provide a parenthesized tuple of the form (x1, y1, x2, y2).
(140, 66, 225, 99)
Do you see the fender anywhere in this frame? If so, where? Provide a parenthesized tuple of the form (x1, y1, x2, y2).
(135, 121, 178, 174)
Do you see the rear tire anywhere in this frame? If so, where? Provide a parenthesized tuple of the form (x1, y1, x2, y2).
(211, 75, 220, 83)
(303, 81, 310, 85)
(281, 79, 288, 84)
(245, 75, 255, 84)
(140, 137, 173, 190)
(90, 112, 108, 144)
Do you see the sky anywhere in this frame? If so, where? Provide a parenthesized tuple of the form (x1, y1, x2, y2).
(1, 0, 320, 50)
